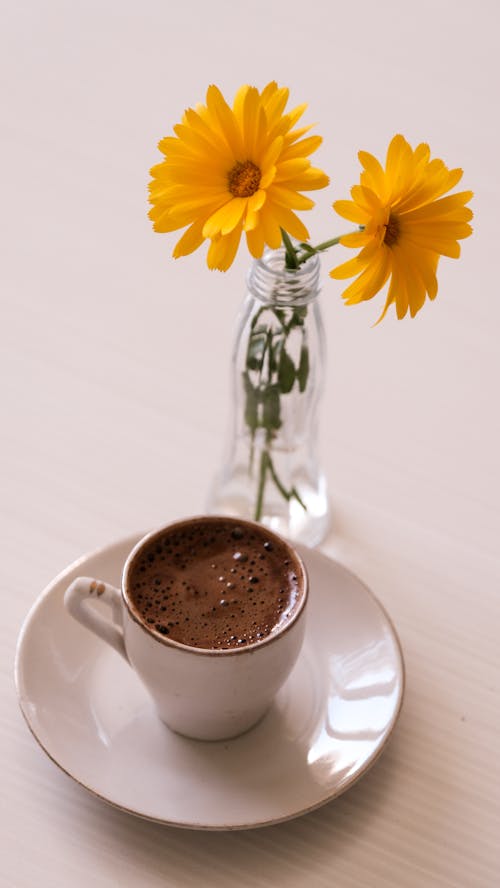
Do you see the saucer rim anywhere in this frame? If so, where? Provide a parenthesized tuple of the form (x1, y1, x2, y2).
(15, 533, 406, 831)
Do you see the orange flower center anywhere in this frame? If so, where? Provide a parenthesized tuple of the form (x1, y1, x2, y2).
(384, 213, 400, 247)
(228, 160, 261, 198)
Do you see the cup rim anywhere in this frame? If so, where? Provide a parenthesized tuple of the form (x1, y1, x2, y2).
(121, 515, 309, 657)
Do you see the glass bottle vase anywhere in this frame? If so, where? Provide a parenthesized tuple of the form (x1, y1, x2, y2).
(208, 246, 330, 547)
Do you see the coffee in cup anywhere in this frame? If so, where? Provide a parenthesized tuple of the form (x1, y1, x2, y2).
(126, 517, 303, 650)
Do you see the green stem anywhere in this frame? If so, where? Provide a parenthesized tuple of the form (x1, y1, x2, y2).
(254, 450, 268, 522)
(280, 226, 364, 271)
(295, 234, 347, 266)
(253, 448, 307, 521)
(266, 453, 307, 510)
(248, 433, 255, 474)
(309, 234, 344, 252)
(280, 228, 299, 269)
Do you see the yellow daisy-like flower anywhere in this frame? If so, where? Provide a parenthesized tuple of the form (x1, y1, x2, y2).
(329, 134, 473, 320)
(148, 82, 329, 271)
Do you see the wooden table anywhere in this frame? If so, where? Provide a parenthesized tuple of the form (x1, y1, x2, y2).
(2, 1, 498, 885)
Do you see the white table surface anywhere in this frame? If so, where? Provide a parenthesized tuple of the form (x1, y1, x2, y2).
(2, 1, 499, 885)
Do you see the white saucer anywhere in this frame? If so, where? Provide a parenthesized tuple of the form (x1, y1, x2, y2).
(15, 534, 405, 830)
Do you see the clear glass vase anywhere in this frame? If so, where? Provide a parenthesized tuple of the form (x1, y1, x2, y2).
(208, 246, 330, 547)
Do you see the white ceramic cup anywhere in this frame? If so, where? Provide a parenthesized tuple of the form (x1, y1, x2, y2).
(64, 516, 308, 741)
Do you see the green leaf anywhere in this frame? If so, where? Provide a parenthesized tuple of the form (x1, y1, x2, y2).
(242, 372, 258, 431)
(268, 331, 278, 374)
(250, 307, 266, 330)
(246, 332, 266, 371)
(262, 384, 281, 430)
(286, 306, 307, 333)
(280, 228, 298, 269)
(273, 308, 286, 328)
(297, 344, 309, 393)
(278, 348, 295, 393)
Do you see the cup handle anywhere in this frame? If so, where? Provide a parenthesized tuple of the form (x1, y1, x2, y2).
(64, 576, 128, 661)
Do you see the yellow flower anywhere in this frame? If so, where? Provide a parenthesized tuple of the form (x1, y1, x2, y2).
(329, 134, 473, 320)
(148, 82, 329, 271)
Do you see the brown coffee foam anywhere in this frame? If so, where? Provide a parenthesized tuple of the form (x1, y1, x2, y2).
(127, 520, 303, 650)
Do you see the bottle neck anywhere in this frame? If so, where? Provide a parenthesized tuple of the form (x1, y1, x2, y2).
(247, 247, 320, 307)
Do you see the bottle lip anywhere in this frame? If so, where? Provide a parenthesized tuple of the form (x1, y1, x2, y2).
(248, 246, 321, 306)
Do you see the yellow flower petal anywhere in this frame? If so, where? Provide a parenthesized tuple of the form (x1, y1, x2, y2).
(172, 219, 206, 258)
(178, 109, 227, 154)
(269, 105, 307, 144)
(282, 135, 323, 161)
(401, 227, 462, 258)
(246, 225, 266, 258)
(401, 191, 474, 223)
(168, 192, 229, 217)
(266, 202, 310, 241)
(358, 150, 385, 194)
(392, 244, 428, 317)
(258, 205, 283, 248)
(333, 199, 368, 225)
(260, 166, 277, 189)
(232, 84, 249, 126)
(414, 142, 431, 164)
(203, 198, 246, 238)
(274, 158, 310, 182)
(269, 185, 314, 210)
(351, 185, 383, 214)
(260, 136, 284, 172)
(329, 241, 380, 280)
(207, 226, 243, 271)
(243, 190, 267, 232)
(284, 167, 329, 191)
(284, 124, 314, 146)
(396, 166, 464, 214)
(260, 81, 278, 104)
(340, 247, 391, 306)
(206, 85, 245, 158)
(172, 122, 230, 163)
(383, 247, 409, 321)
(265, 88, 293, 130)
(339, 231, 371, 247)
(247, 189, 267, 214)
